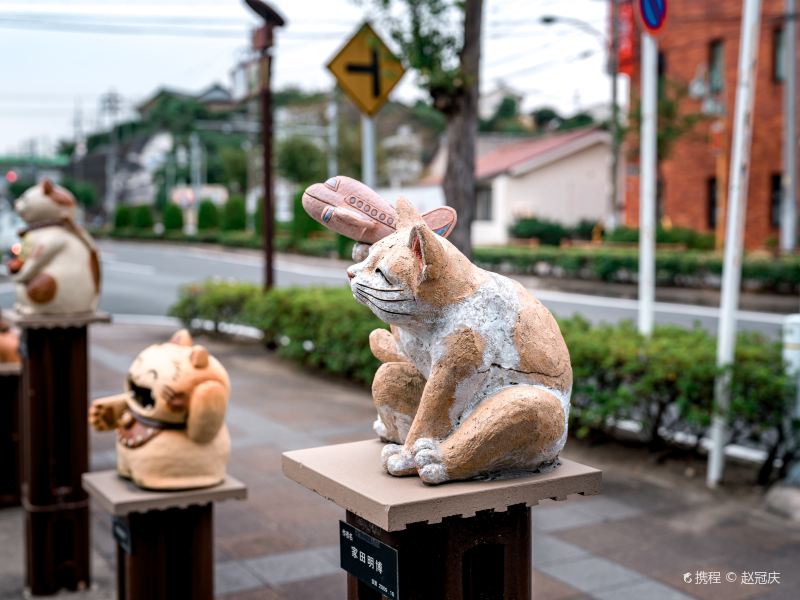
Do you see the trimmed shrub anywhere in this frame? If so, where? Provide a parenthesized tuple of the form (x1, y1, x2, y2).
(113, 205, 132, 229)
(290, 189, 322, 244)
(606, 226, 715, 250)
(131, 205, 154, 230)
(509, 217, 568, 246)
(170, 281, 799, 482)
(221, 195, 247, 231)
(162, 202, 184, 232)
(197, 199, 219, 231)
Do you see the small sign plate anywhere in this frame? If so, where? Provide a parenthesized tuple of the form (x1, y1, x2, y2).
(339, 520, 399, 599)
(112, 516, 133, 554)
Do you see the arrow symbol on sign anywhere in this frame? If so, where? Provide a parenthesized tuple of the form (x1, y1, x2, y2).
(346, 48, 381, 98)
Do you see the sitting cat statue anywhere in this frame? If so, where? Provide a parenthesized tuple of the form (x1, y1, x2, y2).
(89, 330, 231, 490)
(0, 319, 20, 363)
(7, 179, 100, 315)
(346, 198, 572, 485)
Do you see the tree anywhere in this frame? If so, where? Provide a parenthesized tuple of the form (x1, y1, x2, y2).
(532, 107, 561, 131)
(480, 95, 528, 133)
(131, 205, 155, 230)
(276, 136, 327, 184)
(367, 0, 484, 256)
(627, 78, 705, 161)
(220, 147, 248, 193)
(61, 178, 97, 208)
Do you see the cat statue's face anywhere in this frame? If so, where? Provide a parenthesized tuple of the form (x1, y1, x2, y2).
(125, 330, 229, 424)
(347, 198, 457, 326)
(15, 179, 76, 224)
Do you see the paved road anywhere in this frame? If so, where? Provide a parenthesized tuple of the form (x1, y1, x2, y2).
(0, 239, 787, 338)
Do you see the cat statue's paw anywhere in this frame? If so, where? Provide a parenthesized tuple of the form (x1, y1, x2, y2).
(373, 418, 391, 442)
(381, 443, 415, 476)
(411, 438, 450, 485)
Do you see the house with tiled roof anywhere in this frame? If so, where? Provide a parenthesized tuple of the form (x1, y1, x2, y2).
(383, 126, 614, 245)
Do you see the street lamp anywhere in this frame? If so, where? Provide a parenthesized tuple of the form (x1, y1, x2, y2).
(242, 0, 286, 290)
(541, 7, 621, 230)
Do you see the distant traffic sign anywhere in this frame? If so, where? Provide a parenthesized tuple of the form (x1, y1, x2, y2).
(639, 0, 667, 33)
(327, 23, 406, 116)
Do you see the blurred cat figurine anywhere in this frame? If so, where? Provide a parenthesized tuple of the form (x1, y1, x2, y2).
(346, 198, 572, 485)
(89, 330, 231, 490)
(7, 179, 100, 315)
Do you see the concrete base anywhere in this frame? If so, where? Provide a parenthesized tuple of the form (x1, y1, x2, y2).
(282, 439, 602, 532)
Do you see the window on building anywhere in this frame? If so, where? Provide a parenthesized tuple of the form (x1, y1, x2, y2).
(476, 184, 492, 221)
(774, 27, 786, 82)
(709, 40, 724, 94)
(771, 173, 783, 228)
(707, 177, 718, 229)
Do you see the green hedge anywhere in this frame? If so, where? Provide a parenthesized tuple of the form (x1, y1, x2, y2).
(473, 246, 800, 293)
(131, 205, 155, 230)
(162, 203, 184, 232)
(198, 200, 219, 231)
(606, 226, 716, 251)
(170, 281, 799, 483)
(222, 195, 247, 231)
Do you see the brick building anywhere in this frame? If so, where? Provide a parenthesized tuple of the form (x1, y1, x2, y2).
(624, 0, 797, 249)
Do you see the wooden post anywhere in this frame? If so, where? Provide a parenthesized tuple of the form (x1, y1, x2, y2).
(83, 470, 247, 600)
(346, 505, 531, 600)
(116, 505, 214, 600)
(9, 311, 110, 595)
(0, 364, 21, 508)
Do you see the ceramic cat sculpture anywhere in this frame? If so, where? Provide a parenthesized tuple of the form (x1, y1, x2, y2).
(6, 179, 100, 315)
(89, 330, 230, 490)
(346, 198, 572, 485)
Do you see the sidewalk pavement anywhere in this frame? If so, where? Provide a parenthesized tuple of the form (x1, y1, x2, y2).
(1, 322, 798, 599)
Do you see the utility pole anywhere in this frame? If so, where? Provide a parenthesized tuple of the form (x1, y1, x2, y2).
(781, 0, 797, 253)
(243, 0, 286, 291)
(189, 132, 202, 235)
(707, 0, 763, 488)
(609, 0, 621, 229)
(101, 90, 121, 218)
(361, 115, 376, 188)
(638, 31, 657, 337)
(327, 90, 339, 179)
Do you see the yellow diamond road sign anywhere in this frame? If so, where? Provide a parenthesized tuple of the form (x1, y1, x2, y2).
(327, 22, 406, 117)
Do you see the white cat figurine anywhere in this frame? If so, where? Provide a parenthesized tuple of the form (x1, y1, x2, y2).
(7, 180, 101, 316)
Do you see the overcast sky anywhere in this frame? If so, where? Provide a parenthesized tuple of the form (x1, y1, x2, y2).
(0, 0, 622, 155)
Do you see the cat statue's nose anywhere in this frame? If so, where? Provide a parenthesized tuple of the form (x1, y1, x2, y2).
(346, 269, 355, 280)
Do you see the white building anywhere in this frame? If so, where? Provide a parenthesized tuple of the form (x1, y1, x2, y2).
(389, 127, 614, 246)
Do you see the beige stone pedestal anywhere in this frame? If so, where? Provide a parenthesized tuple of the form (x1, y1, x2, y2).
(283, 439, 602, 600)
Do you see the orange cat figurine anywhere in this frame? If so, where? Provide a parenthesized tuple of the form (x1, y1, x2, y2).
(346, 199, 572, 485)
(89, 330, 230, 490)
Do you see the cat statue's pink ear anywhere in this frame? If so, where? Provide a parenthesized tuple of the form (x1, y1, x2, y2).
(170, 329, 194, 347)
(408, 223, 446, 281)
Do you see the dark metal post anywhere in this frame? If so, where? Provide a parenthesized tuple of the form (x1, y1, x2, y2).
(0, 366, 21, 508)
(20, 325, 91, 595)
(261, 47, 275, 289)
(116, 505, 214, 600)
(243, 0, 286, 291)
